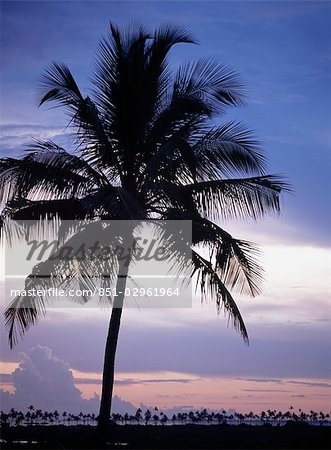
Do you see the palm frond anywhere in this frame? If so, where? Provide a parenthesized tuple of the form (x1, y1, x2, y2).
(174, 58, 245, 114)
(93, 23, 195, 177)
(0, 157, 27, 204)
(159, 207, 263, 296)
(82, 186, 147, 220)
(39, 61, 83, 109)
(5, 221, 132, 347)
(142, 137, 198, 186)
(25, 139, 109, 185)
(147, 95, 210, 146)
(194, 121, 267, 177)
(192, 250, 249, 343)
(192, 219, 263, 296)
(146, 59, 245, 141)
(4, 198, 87, 221)
(144, 24, 195, 119)
(72, 96, 119, 171)
(39, 63, 117, 170)
(4, 277, 47, 349)
(0, 150, 94, 203)
(0, 216, 25, 248)
(185, 175, 290, 220)
(145, 179, 196, 214)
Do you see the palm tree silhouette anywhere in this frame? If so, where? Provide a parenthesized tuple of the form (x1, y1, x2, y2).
(135, 408, 143, 425)
(144, 409, 152, 425)
(1, 23, 288, 435)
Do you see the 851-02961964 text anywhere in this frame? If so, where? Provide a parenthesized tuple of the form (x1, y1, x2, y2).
(99, 287, 181, 297)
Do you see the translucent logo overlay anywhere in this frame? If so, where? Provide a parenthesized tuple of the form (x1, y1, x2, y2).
(4, 220, 192, 308)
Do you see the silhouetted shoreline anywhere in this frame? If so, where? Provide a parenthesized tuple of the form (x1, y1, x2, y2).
(1, 422, 331, 449)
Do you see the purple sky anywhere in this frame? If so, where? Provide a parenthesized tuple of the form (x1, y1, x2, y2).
(0, 1, 331, 414)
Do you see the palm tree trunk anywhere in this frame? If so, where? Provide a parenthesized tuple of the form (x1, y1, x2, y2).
(97, 257, 130, 437)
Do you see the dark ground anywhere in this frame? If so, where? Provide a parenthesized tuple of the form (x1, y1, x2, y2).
(1, 422, 331, 449)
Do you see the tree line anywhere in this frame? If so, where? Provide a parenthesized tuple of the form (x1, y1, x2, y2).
(1, 405, 330, 427)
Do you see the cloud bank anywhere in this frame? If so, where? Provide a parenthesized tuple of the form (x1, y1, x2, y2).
(0, 345, 135, 414)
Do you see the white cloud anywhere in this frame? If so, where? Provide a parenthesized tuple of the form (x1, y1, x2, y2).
(0, 345, 136, 414)
(0, 123, 73, 156)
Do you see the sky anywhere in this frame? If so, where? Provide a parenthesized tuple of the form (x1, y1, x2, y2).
(0, 0, 331, 415)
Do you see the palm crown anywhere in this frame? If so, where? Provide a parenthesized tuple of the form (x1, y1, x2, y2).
(1, 24, 288, 347)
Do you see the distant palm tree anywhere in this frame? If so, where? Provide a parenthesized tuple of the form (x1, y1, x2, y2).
(160, 413, 168, 425)
(1, 23, 288, 435)
(135, 408, 143, 425)
(144, 409, 152, 425)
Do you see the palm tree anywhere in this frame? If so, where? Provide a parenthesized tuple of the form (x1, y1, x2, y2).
(144, 409, 152, 426)
(0, 23, 288, 436)
(153, 413, 159, 425)
(135, 408, 143, 425)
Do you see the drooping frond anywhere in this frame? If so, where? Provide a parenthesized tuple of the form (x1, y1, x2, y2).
(159, 207, 263, 296)
(4, 277, 47, 349)
(192, 250, 249, 343)
(4, 221, 129, 347)
(0, 216, 25, 248)
(192, 219, 263, 296)
(0, 141, 103, 203)
(25, 139, 109, 185)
